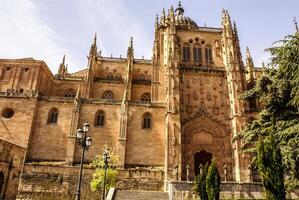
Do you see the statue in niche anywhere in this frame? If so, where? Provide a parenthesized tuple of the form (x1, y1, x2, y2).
(193, 91, 198, 101)
(172, 136, 177, 146)
(206, 92, 212, 101)
(172, 147, 176, 157)
(199, 79, 204, 86)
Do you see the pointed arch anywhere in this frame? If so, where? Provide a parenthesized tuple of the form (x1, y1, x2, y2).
(95, 110, 105, 127)
(205, 44, 213, 63)
(47, 108, 58, 124)
(142, 112, 152, 129)
(182, 43, 191, 61)
(193, 43, 202, 62)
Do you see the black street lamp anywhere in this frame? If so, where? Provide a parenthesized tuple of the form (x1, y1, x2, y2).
(75, 122, 92, 200)
(102, 147, 110, 200)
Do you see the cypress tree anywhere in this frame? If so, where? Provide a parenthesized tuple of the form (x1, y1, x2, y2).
(194, 164, 209, 200)
(206, 160, 220, 200)
(257, 135, 286, 200)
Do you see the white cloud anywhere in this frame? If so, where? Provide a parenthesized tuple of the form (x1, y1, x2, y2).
(0, 0, 73, 73)
(74, 0, 152, 59)
(0, 0, 153, 73)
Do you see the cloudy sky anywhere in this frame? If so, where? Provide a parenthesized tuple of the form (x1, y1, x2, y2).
(0, 0, 298, 73)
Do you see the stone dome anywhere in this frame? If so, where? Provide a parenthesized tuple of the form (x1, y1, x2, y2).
(175, 2, 198, 29)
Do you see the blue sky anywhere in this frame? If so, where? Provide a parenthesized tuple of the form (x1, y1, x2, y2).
(0, 0, 298, 73)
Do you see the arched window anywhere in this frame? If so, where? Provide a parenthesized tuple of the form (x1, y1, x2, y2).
(183, 43, 191, 61)
(47, 108, 58, 124)
(102, 90, 114, 99)
(142, 112, 152, 129)
(65, 89, 76, 97)
(141, 93, 151, 102)
(95, 110, 105, 126)
(193, 44, 202, 62)
(205, 46, 213, 63)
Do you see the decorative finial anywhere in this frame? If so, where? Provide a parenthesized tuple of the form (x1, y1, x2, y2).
(294, 17, 298, 32)
(175, 1, 184, 15)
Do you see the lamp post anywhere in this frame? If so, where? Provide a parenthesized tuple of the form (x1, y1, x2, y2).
(75, 122, 92, 200)
(102, 147, 110, 200)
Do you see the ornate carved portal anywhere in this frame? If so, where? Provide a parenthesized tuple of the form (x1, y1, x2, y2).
(182, 115, 233, 181)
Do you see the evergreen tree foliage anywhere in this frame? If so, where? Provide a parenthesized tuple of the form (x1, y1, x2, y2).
(194, 164, 209, 200)
(235, 34, 299, 191)
(206, 160, 220, 200)
(257, 135, 286, 200)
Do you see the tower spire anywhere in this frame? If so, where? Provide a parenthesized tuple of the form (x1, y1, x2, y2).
(246, 47, 255, 81)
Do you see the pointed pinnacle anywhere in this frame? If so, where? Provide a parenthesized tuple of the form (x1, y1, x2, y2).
(246, 47, 251, 58)
(93, 33, 97, 45)
(62, 55, 65, 65)
(294, 17, 298, 32)
(130, 36, 133, 49)
(155, 14, 159, 29)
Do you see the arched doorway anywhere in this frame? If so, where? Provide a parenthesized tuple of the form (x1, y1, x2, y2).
(0, 171, 4, 194)
(194, 150, 213, 176)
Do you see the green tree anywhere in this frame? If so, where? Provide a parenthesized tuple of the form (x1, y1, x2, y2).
(194, 164, 209, 200)
(257, 135, 286, 200)
(90, 147, 118, 192)
(206, 160, 220, 200)
(235, 34, 299, 190)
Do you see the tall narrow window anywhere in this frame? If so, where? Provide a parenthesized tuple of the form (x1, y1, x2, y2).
(102, 90, 114, 99)
(205, 46, 213, 63)
(141, 93, 151, 102)
(193, 45, 202, 62)
(0, 172, 4, 194)
(142, 112, 152, 129)
(183, 44, 191, 61)
(95, 110, 105, 126)
(48, 108, 58, 124)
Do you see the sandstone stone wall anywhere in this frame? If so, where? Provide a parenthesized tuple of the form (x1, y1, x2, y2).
(0, 139, 25, 200)
(17, 163, 164, 199)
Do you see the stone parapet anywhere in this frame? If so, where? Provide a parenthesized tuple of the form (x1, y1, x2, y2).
(167, 181, 299, 200)
(17, 163, 165, 199)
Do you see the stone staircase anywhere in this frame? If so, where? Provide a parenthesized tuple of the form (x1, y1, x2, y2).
(113, 190, 169, 200)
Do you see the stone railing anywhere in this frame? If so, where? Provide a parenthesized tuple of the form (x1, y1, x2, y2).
(167, 181, 299, 200)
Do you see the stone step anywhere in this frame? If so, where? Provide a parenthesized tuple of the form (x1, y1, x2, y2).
(113, 190, 169, 200)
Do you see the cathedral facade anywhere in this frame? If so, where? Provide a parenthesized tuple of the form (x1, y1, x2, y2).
(0, 3, 263, 199)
